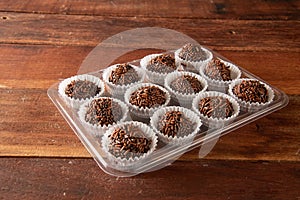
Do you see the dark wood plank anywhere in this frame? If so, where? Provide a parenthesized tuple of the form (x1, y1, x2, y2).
(0, 86, 298, 161)
(0, 44, 298, 159)
(0, 1, 298, 199)
(0, 158, 299, 200)
(0, 44, 90, 88)
(196, 95, 300, 161)
(0, 88, 88, 157)
(0, 0, 299, 20)
(0, 44, 299, 94)
(0, 13, 299, 51)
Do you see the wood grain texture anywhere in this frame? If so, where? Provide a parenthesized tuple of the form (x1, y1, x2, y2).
(0, 87, 299, 161)
(0, 44, 298, 160)
(0, 1, 299, 198)
(0, 45, 298, 94)
(0, 12, 299, 51)
(0, 0, 299, 20)
(0, 158, 299, 200)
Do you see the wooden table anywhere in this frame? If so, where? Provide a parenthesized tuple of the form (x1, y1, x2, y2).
(0, 1, 299, 199)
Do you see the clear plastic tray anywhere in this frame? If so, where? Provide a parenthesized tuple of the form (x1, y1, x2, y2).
(47, 28, 289, 177)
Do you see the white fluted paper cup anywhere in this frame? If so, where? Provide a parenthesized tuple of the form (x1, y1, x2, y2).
(58, 74, 105, 109)
(174, 46, 213, 73)
(199, 58, 241, 93)
(102, 63, 145, 99)
(164, 71, 208, 108)
(150, 106, 202, 145)
(228, 78, 274, 112)
(192, 91, 240, 128)
(124, 83, 171, 118)
(140, 53, 178, 85)
(78, 97, 129, 135)
(101, 121, 158, 170)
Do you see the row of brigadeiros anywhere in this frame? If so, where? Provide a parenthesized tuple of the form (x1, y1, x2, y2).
(58, 43, 275, 169)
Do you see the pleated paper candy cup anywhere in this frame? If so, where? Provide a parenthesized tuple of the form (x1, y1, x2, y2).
(199, 58, 241, 93)
(174, 46, 213, 73)
(101, 121, 158, 170)
(192, 91, 240, 128)
(140, 53, 178, 85)
(102, 63, 145, 100)
(78, 97, 129, 136)
(228, 78, 274, 112)
(124, 83, 171, 118)
(150, 106, 202, 145)
(58, 74, 105, 110)
(164, 71, 208, 108)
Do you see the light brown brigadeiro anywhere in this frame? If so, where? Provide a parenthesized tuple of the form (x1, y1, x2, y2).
(198, 96, 234, 119)
(129, 85, 167, 109)
(158, 110, 196, 138)
(125, 83, 171, 118)
(108, 124, 152, 159)
(147, 54, 176, 74)
(232, 79, 268, 103)
(108, 63, 140, 85)
(178, 43, 210, 62)
(170, 75, 203, 94)
(204, 58, 232, 81)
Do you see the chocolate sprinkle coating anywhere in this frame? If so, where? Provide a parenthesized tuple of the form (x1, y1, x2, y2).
(198, 96, 234, 119)
(108, 124, 152, 159)
(147, 54, 176, 73)
(65, 80, 101, 100)
(85, 98, 122, 126)
(108, 63, 139, 85)
(130, 86, 166, 108)
(170, 75, 203, 94)
(205, 59, 232, 81)
(158, 111, 195, 138)
(179, 43, 209, 62)
(232, 80, 268, 103)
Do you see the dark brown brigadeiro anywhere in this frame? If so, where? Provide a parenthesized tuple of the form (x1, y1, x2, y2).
(108, 124, 152, 159)
(126, 83, 171, 118)
(170, 75, 203, 94)
(84, 98, 123, 126)
(192, 92, 240, 127)
(129, 85, 166, 108)
(147, 54, 176, 74)
(158, 111, 195, 138)
(65, 80, 102, 100)
(164, 71, 208, 108)
(178, 43, 210, 62)
(59, 75, 106, 110)
(102, 121, 158, 166)
(204, 59, 232, 81)
(198, 96, 234, 119)
(232, 80, 268, 103)
(141, 53, 178, 85)
(200, 58, 242, 92)
(108, 63, 139, 85)
(175, 43, 213, 74)
(151, 106, 202, 144)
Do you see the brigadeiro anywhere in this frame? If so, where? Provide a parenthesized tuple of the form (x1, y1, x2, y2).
(192, 91, 240, 128)
(124, 83, 171, 118)
(58, 74, 105, 109)
(199, 58, 241, 92)
(140, 53, 177, 85)
(78, 97, 128, 134)
(228, 78, 274, 111)
(175, 43, 213, 73)
(164, 71, 208, 108)
(102, 63, 144, 99)
(150, 106, 202, 145)
(101, 121, 158, 170)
